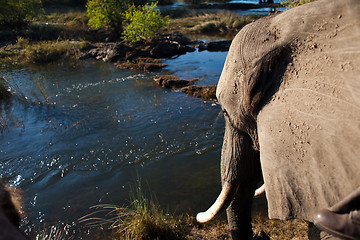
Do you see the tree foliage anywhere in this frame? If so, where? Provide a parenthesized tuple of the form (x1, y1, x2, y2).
(281, 0, 316, 8)
(0, 0, 42, 26)
(122, 2, 169, 43)
(86, 0, 130, 30)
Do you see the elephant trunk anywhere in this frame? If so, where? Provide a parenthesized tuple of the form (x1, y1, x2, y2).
(196, 181, 240, 223)
(197, 122, 261, 225)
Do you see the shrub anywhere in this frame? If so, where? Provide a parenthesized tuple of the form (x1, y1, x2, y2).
(86, 0, 130, 30)
(122, 2, 169, 43)
(0, 0, 42, 26)
(281, 0, 316, 8)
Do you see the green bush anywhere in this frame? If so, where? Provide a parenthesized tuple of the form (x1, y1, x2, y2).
(281, 0, 316, 8)
(0, 0, 42, 26)
(122, 2, 169, 43)
(86, 0, 130, 30)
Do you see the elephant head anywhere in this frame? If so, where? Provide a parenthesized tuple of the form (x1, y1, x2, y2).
(197, 0, 360, 239)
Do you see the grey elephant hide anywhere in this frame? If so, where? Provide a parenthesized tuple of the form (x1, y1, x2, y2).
(220, 0, 360, 222)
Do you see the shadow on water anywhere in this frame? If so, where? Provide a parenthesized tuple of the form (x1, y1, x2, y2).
(0, 48, 267, 237)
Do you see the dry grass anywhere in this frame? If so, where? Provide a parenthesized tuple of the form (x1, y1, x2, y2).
(0, 37, 89, 64)
(35, 225, 68, 240)
(80, 181, 308, 240)
(22, 40, 88, 63)
(252, 215, 308, 240)
(167, 11, 262, 37)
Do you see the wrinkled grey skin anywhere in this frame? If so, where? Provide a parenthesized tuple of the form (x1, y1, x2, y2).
(197, 0, 360, 239)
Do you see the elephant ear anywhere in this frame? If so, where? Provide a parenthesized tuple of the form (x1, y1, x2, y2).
(240, 46, 291, 149)
(245, 46, 290, 115)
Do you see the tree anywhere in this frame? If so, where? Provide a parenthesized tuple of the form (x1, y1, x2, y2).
(122, 2, 169, 43)
(86, 0, 130, 30)
(0, 0, 42, 26)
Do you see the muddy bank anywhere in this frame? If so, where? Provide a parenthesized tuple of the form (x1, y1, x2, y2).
(79, 33, 227, 101)
(153, 75, 217, 101)
(181, 85, 217, 101)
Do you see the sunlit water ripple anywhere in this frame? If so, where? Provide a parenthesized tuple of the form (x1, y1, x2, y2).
(0, 50, 266, 238)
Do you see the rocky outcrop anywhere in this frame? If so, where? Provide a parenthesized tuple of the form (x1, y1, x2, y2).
(154, 75, 198, 89)
(78, 42, 132, 62)
(116, 58, 167, 72)
(79, 33, 231, 72)
(198, 40, 232, 52)
(181, 85, 217, 101)
(79, 33, 195, 62)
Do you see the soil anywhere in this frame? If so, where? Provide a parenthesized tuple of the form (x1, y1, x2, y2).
(181, 85, 217, 101)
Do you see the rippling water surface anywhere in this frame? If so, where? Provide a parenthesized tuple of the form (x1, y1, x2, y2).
(0, 50, 228, 237)
(0, 49, 267, 238)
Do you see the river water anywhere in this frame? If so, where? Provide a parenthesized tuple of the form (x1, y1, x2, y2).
(1, 46, 268, 237)
(0, 50, 225, 237)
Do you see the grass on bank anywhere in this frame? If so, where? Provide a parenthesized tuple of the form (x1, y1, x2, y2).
(0, 37, 89, 64)
(167, 11, 262, 38)
(80, 183, 307, 240)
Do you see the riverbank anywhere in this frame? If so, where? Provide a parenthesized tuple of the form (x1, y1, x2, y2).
(0, 2, 310, 239)
(0, 7, 262, 101)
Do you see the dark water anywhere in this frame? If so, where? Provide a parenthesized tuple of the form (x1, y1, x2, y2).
(0, 49, 266, 238)
(0, 50, 223, 237)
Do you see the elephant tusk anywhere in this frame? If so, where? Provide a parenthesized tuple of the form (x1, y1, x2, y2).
(196, 182, 236, 223)
(254, 184, 265, 198)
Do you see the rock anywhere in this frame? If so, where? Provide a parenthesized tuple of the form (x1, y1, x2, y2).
(79, 33, 198, 71)
(79, 42, 129, 62)
(116, 58, 167, 72)
(162, 33, 192, 45)
(206, 40, 232, 52)
(150, 41, 195, 58)
(154, 75, 198, 89)
(198, 43, 208, 51)
(181, 85, 217, 101)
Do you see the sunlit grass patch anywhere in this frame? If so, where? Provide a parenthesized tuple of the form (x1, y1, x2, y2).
(35, 225, 67, 240)
(167, 11, 262, 36)
(80, 180, 308, 239)
(0, 37, 89, 64)
(22, 40, 88, 63)
(80, 184, 184, 240)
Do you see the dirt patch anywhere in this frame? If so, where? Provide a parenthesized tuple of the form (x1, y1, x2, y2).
(181, 85, 217, 101)
(115, 58, 167, 71)
(154, 75, 198, 89)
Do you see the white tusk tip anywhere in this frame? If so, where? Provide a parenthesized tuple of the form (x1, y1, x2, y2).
(196, 212, 207, 223)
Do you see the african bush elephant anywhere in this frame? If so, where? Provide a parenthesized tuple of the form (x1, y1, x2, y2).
(196, 0, 360, 239)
